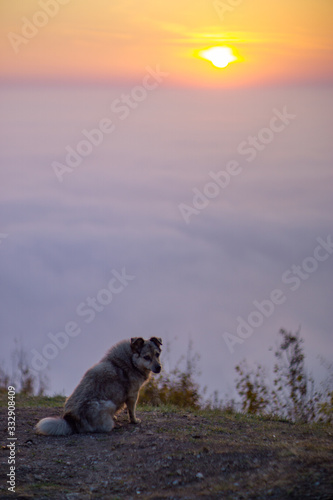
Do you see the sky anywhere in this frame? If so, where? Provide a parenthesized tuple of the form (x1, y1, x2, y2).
(1, 0, 333, 86)
(0, 1, 332, 399)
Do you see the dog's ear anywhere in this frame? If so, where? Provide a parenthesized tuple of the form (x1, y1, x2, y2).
(150, 337, 162, 350)
(130, 337, 145, 353)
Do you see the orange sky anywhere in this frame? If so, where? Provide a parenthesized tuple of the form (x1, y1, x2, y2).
(1, 0, 333, 86)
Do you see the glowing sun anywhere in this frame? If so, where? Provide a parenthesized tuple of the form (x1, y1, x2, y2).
(198, 46, 237, 68)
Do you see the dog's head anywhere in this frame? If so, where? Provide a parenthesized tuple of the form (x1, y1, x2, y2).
(130, 337, 162, 374)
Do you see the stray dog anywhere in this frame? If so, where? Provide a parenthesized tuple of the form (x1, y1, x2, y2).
(35, 337, 162, 436)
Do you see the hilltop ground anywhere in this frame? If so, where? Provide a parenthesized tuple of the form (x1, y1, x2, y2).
(0, 395, 332, 499)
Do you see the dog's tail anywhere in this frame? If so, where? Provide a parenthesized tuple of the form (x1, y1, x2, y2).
(35, 417, 73, 436)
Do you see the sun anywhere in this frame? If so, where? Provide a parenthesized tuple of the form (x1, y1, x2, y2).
(198, 46, 237, 68)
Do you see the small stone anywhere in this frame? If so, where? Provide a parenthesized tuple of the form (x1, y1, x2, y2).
(196, 472, 204, 479)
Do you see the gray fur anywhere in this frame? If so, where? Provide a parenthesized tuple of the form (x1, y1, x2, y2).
(35, 337, 162, 436)
(35, 417, 72, 436)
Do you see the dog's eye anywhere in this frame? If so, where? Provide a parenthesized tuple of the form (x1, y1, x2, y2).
(144, 355, 151, 361)
(155, 352, 160, 358)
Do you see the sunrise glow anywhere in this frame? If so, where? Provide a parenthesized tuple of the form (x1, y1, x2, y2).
(198, 46, 237, 69)
(1, 0, 332, 86)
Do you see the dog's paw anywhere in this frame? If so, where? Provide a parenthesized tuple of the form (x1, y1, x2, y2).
(130, 418, 141, 425)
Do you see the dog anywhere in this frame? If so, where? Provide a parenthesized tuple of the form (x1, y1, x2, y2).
(35, 337, 162, 436)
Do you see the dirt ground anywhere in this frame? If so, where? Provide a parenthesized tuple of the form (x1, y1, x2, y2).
(1, 399, 333, 499)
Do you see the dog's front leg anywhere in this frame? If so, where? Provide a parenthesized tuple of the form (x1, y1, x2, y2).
(126, 396, 140, 424)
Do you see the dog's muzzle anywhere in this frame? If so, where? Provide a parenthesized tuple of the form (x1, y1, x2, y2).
(153, 364, 161, 374)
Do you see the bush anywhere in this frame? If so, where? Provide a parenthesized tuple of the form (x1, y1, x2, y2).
(235, 361, 269, 415)
(139, 340, 202, 409)
(0, 339, 48, 395)
(235, 328, 333, 423)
